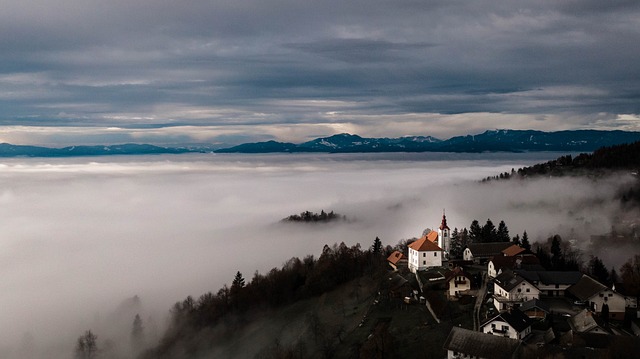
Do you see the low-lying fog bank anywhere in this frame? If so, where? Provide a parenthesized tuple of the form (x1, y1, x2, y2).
(0, 152, 635, 358)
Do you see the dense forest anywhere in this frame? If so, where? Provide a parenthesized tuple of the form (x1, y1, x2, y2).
(483, 140, 640, 181)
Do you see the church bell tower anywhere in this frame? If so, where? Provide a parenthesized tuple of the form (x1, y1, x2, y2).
(438, 210, 450, 253)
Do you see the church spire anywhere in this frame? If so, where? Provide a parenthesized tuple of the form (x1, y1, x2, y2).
(439, 209, 449, 230)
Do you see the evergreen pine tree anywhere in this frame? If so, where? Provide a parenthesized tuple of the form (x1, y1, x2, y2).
(497, 220, 510, 242)
(372, 237, 382, 255)
(482, 219, 497, 242)
(521, 231, 531, 250)
(469, 220, 482, 243)
(131, 314, 145, 354)
(449, 228, 463, 259)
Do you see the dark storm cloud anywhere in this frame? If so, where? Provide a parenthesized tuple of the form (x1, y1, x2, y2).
(0, 1, 639, 144)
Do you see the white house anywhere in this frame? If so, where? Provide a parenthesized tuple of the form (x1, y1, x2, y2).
(515, 270, 582, 297)
(487, 255, 542, 278)
(408, 235, 443, 273)
(493, 270, 540, 311)
(481, 309, 532, 340)
(568, 275, 627, 321)
(463, 242, 512, 263)
(386, 250, 407, 271)
(445, 267, 472, 298)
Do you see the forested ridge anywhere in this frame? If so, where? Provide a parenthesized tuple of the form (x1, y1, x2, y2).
(141, 241, 387, 358)
(484, 140, 640, 181)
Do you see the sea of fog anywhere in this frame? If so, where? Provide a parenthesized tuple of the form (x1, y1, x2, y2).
(0, 151, 632, 357)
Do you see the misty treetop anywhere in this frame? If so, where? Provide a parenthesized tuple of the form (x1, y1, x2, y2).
(282, 210, 347, 223)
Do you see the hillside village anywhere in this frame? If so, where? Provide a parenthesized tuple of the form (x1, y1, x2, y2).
(386, 212, 640, 358)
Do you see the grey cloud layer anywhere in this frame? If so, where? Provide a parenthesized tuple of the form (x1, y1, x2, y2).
(1, 1, 639, 144)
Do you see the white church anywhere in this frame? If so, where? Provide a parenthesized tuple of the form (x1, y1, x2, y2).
(408, 212, 451, 273)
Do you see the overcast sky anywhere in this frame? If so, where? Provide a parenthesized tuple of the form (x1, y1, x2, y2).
(1, 0, 640, 146)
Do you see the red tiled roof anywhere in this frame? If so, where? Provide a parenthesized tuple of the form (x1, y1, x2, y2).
(387, 250, 406, 264)
(409, 236, 443, 252)
(502, 244, 526, 256)
(418, 231, 439, 244)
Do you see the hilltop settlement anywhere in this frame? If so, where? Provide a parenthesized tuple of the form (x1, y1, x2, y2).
(386, 212, 640, 359)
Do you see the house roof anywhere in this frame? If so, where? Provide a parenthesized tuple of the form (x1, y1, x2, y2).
(443, 326, 521, 359)
(491, 255, 540, 272)
(444, 267, 472, 283)
(409, 235, 443, 252)
(567, 275, 608, 301)
(386, 250, 406, 265)
(515, 270, 583, 285)
(519, 298, 550, 313)
(568, 309, 608, 333)
(388, 274, 410, 292)
(494, 270, 531, 292)
(537, 271, 583, 285)
(502, 244, 526, 256)
(482, 309, 532, 333)
(466, 242, 513, 257)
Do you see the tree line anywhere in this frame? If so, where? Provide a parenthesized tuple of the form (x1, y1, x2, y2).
(282, 210, 346, 223)
(141, 239, 387, 358)
(482, 140, 640, 182)
(448, 218, 531, 258)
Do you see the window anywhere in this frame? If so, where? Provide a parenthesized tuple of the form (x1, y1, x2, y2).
(423, 253, 426, 257)
(517, 288, 521, 293)
(526, 288, 530, 293)
(423, 261, 426, 265)
(608, 293, 613, 297)
(434, 252, 437, 257)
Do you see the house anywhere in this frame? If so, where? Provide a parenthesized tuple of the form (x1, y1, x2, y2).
(386, 250, 407, 271)
(443, 326, 522, 359)
(407, 235, 443, 273)
(518, 298, 550, 320)
(445, 267, 472, 298)
(568, 309, 610, 334)
(493, 270, 540, 311)
(567, 275, 627, 320)
(515, 270, 583, 297)
(463, 242, 513, 264)
(487, 255, 542, 278)
(481, 309, 532, 340)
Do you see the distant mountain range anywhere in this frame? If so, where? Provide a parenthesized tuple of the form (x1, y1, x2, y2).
(215, 130, 640, 154)
(0, 143, 194, 157)
(1, 129, 640, 157)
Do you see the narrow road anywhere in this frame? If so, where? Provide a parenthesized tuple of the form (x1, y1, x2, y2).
(473, 271, 487, 331)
